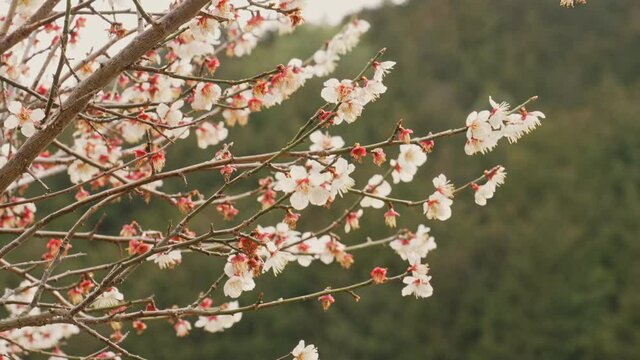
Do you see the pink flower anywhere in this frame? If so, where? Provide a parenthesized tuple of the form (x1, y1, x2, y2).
(370, 267, 388, 284)
(318, 294, 335, 311)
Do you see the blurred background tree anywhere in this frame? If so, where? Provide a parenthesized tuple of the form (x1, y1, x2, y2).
(3, 0, 640, 358)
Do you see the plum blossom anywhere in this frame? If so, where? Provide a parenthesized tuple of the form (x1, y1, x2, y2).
(292, 235, 317, 267)
(370, 267, 388, 284)
(312, 235, 347, 265)
(312, 49, 339, 76)
(189, 17, 222, 42)
(67, 161, 99, 184)
(328, 19, 370, 55)
(336, 100, 364, 124)
(274, 166, 331, 210)
(373, 61, 396, 81)
(397, 144, 427, 172)
(358, 79, 387, 103)
(291, 340, 319, 360)
(473, 166, 507, 206)
(309, 130, 345, 152)
(156, 100, 184, 126)
(192, 83, 222, 111)
(0, 201, 37, 229)
(147, 250, 182, 269)
(503, 110, 546, 143)
(390, 159, 416, 184)
(433, 174, 455, 198)
(262, 241, 296, 276)
(196, 121, 228, 149)
(92, 287, 124, 308)
(194, 301, 242, 333)
(344, 209, 363, 233)
(489, 96, 510, 128)
(360, 175, 392, 209)
(95, 352, 121, 359)
(465, 110, 499, 155)
(423, 192, 453, 221)
(4, 101, 45, 137)
(66, 136, 120, 184)
(401, 274, 434, 298)
(329, 158, 356, 197)
(473, 182, 495, 206)
(464, 98, 544, 153)
(223, 254, 256, 298)
(321, 79, 356, 104)
(390, 225, 437, 264)
(174, 319, 192, 337)
(120, 120, 148, 144)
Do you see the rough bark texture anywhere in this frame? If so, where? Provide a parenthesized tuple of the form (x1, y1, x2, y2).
(0, 0, 211, 194)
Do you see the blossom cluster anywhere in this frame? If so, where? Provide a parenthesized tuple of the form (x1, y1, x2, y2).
(1, 281, 80, 357)
(0, 0, 554, 357)
(465, 97, 545, 155)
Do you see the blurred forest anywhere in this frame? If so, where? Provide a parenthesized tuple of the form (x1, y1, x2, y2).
(3, 0, 640, 359)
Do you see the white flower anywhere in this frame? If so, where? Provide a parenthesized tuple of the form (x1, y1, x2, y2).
(373, 61, 396, 81)
(223, 254, 255, 298)
(320, 79, 355, 104)
(147, 250, 182, 269)
(473, 182, 495, 206)
(156, 100, 184, 126)
(312, 49, 339, 76)
(262, 241, 296, 276)
(274, 166, 331, 210)
(390, 159, 417, 184)
(194, 301, 242, 333)
(504, 111, 546, 143)
(335, 100, 364, 124)
(4, 101, 44, 137)
(465, 110, 500, 155)
(223, 275, 255, 298)
(360, 175, 391, 209)
(293, 238, 316, 267)
(488, 166, 507, 187)
(309, 130, 345, 152)
(330, 158, 355, 197)
(358, 79, 387, 103)
(196, 121, 228, 149)
(474, 166, 507, 206)
(192, 83, 222, 111)
(189, 17, 221, 42)
(292, 340, 319, 360)
(401, 274, 433, 298)
(433, 174, 455, 198)
(92, 287, 124, 308)
(390, 225, 436, 264)
(423, 192, 453, 221)
(67, 160, 100, 184)
(312, 235, 345, 265)
(120, 120, 148, 143)
(488, 96, 510, 129)
(397, 144, 427, 171)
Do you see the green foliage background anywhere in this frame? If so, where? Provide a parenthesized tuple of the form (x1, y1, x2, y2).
(3, 0, 640, 358)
